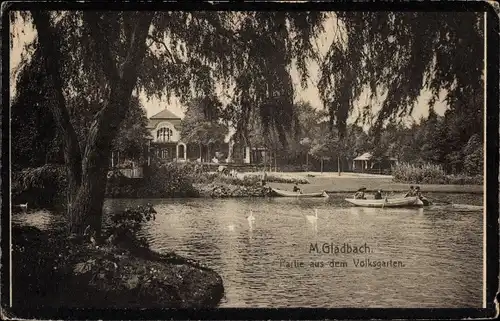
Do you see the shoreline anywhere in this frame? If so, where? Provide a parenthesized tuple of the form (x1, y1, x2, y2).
(264, 176, 483, 195)
(102, 183, 483, 200)
(12, 224, 225, 309)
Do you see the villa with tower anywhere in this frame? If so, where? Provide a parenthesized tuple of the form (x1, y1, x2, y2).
(146, 108, 259, 165)
(147, 108, 187, 162)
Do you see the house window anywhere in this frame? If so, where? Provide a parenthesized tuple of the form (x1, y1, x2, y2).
(178, 144, 185, 159)
(157, 127, 173, 142)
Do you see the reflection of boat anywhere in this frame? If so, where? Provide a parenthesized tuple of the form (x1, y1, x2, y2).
(344, 196, 423, 208)
(420, 197, 431, 206)
(270, 188, 326, 198)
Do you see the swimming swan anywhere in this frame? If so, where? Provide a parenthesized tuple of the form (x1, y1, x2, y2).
(14, 203, 28, 211)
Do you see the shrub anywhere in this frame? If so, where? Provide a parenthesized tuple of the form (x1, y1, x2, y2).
(215, 175, 261, 186)
(106, 162, 200, 198)
(392, 162, 483, 185)
(278, 164, 305, 172)
(12, 164, 67, 209)
(302, 164, 313, 172)
(265, 174, 309, 184)
(142, 162, 199, 197)
(107, 204, 156, 249)
(190, 172, 218, 184)
(392, 162, 447, 184)
(194, 172, 310, 186)
(446, 174, 483, 185)
(463, 147, 483, 176)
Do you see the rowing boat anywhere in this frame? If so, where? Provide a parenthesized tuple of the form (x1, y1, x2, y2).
(270, 187, 326, 198)
(344, 196, 424, 208)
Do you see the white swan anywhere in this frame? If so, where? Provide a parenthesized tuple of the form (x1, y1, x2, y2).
(15, 203, 28, 211)
(227, 224, 236, 231)
(306, 209, 318, 224)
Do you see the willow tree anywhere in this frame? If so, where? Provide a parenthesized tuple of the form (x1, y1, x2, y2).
(223, 12, 326, 149)
(180, 95, 228, 161)
(11, 10, 325, 236)
(318, 12, 484, 139)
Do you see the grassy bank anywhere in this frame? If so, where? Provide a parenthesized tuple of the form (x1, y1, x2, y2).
(264, 172, 483, 194)
(12, 211, 225, 309)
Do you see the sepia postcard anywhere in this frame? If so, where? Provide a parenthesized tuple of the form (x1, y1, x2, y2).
(1, 1, 499, 320)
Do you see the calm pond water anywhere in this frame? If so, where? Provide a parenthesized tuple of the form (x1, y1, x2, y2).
(14, 193, 483, 308)
(106, 194, 483, 308)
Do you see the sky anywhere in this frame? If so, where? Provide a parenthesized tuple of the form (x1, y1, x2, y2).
(10, 13, 449, 126)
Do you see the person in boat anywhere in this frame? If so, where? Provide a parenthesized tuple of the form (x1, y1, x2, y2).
(414, 186, 422, 198)
(354, 187, 366, 199)
(414, 186, 431, 205)
(374, 189, 383, 200)
(293, 184, 302, 194)
(405, 185, 415, 197)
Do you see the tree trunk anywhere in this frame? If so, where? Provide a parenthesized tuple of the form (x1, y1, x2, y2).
(274, 151, 277, 172)
(69, 154, 109, 236)
(227, 141, 233, 163)
(337, 156, 341, 176)
(34, 11, 154, 236)
(321, 157, 324, 173)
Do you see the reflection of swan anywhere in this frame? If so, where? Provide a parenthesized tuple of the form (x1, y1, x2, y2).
(306, 209, 318, 224)
(247, 210, 255, 224)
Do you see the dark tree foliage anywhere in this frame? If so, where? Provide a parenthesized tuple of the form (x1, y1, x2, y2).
(180, 95, 228, 146)
(11, 48, 62, 170)
(318, 12, 484, 138)
(111, 97, 151, 162)
(11, 51, 150, 168)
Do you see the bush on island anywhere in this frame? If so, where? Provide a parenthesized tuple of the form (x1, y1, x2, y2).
(106, 204, 157, 250)
(106, 162, 200, 198)
(12, 164, 67, 209)
(392, 162, 483, 185)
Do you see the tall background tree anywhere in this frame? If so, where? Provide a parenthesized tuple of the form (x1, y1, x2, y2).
(180, 95, 228, 161)
(111, 96, 151, 164)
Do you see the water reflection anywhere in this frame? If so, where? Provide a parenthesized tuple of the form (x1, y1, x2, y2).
(13, 194, 483, 308)
(136, 197, 483, 308)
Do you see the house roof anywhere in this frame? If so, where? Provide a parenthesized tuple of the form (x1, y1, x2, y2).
(150, 109, 181, 120)
(354, 152, 397, 161)
(354, 152, 373, 161)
